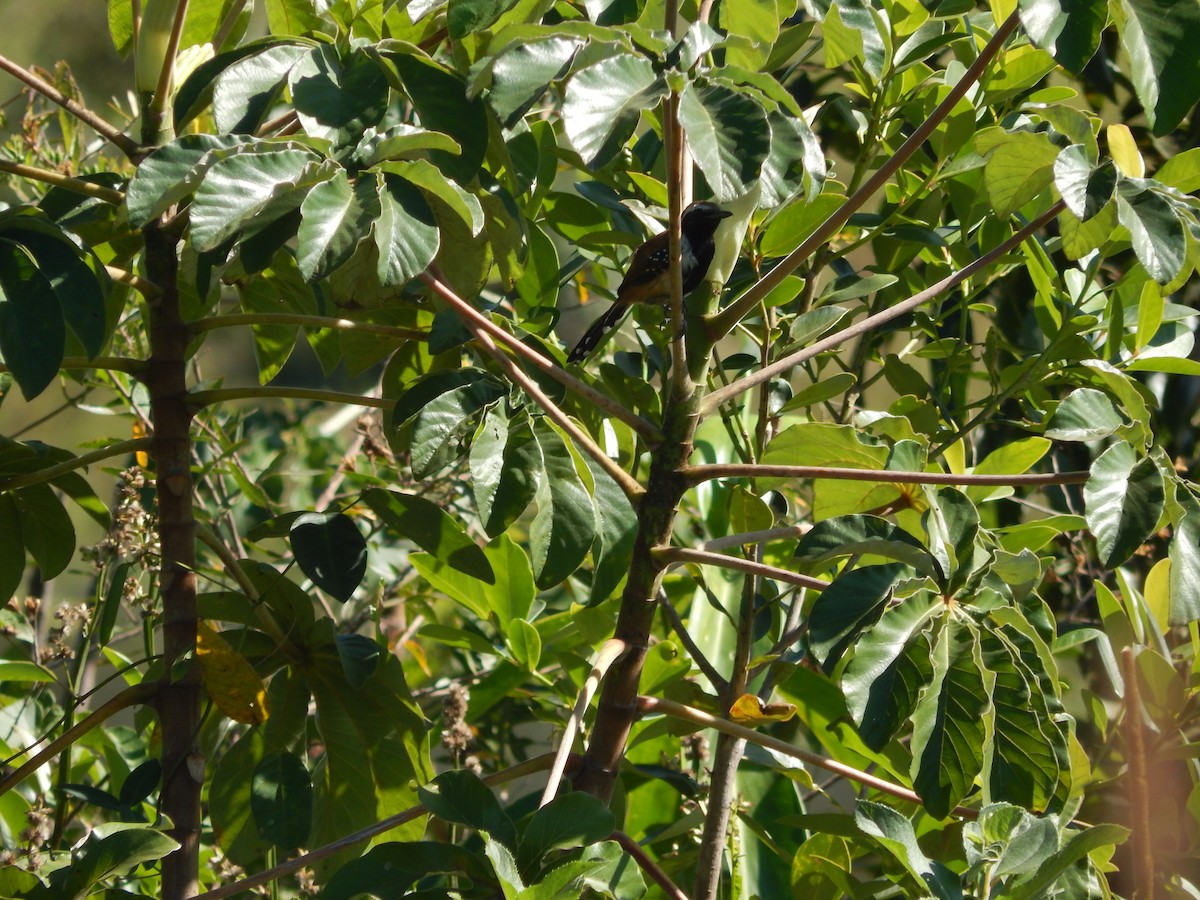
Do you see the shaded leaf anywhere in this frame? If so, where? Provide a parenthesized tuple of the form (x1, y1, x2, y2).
(289, 512, 368, 602)
(364, 488, 493, 582)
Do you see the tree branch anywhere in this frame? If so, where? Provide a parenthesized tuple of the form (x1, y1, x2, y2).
(419, 271, 662, 444)
(0, 438, 152, 492)
(684, 463, 1090, 487)
(701, 199, 1065, 415)
(641, 696, 980, 820)
(190, 312, 426, 342)
(655, 546, 829, 591)
(187, 387, 393, 410)
(0, 159, 125, 205)
(0, 54, 140, 158)
(707, 10, 1022, 340)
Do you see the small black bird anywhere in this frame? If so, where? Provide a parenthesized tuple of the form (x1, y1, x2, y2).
(567, 201, 732, 363)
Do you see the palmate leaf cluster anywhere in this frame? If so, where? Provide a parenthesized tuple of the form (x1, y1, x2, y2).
(2, 0, 1200, 896)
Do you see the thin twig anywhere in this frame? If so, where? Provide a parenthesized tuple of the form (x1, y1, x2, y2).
(190, 312, 426, 342)
(655, 546, 829, 591)
(421, 273, 646, 500)
(540, 639, 627, 807)
(702, 525, 810, 553)
(0, 55, 140, 157)
(702, 200, 1065, 414)
(187, 387, 392, 410)
(641, 696, 979, 820)
(0, 159, 125, 204)
(419, 271, 662, 444)
(106, 265, 162, 299)
(611, 830, 689, 900)
(0, 683, 158, 796)
(0, 438, 152, 492)
(684, 463, 1090, 487)
(707, 10, 1022, 340)
(658, 591, 725, 690)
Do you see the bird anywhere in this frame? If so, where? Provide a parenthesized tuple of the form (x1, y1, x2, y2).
(566, 201, 732, 363)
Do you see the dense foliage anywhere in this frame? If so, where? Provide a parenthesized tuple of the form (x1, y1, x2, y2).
(2, 0, 1200, 896)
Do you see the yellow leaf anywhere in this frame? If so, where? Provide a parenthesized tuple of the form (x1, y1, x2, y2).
(197, 622, 268, 725)
(729, 693, 796, 726)
(1107, 124, 1144, 178)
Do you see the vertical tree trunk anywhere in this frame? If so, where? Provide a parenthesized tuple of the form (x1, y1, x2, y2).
(144, 220, 201, 898)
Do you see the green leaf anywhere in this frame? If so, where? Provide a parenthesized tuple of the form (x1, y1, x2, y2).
(718, 0, 783, 70)
(55, 823, 180, 899)
(364, 488, 493, 582)
(289, 45, 390, 142)
(922, 488, 979, 592)
(7, 227, 108, 358)
(387, 52, 489, 181)
(405, 369, 505, 477)
(1113, 0, 1200, 134)
(910, 618, 988, 818)
(855, 801, 961, 900)
(252, 752, 313, 849)
(12, 484, 75, 580)
(582, 451, 638, 605)
(563, 54, 664, 167)
(470, 408, 544, 538)
(296, 168, 380, 280)
(517, 791, 615, 878)
(0, 661, 57, 684)
(1018, 0, 1105, 73)
(381, 159, 483, 235)
(808, 563, 905, 671)
(1115, 179, 1187, 284)
(190, 148, 324, 251)
(0, 239, 64, 401)
(678, 80, 771, 201)
(529, 420, 595, 590)
(323, 841, 494, 900)
(795, 514, 940, 580)
(0, 496, 22, 605)
(335, 633, 382, 687)
(983, 133, 1059, 217)
(411, 534, 535, 628)
(1169, 511, 1200, 626)
(419, 769, 518, 850)
(1083, 441, 1164, 568)
(842, 591, 939, 751)
(213, 43, 313, 133)
(485, 37, 580, 127)
(1044, 388, 1124, 441)
(448, 0, 521, 36)
(374, 172, 441, 286)
(1053, 144, 1116, 222)
(506, 618, 541, 671)
(289, 512, 368, 603)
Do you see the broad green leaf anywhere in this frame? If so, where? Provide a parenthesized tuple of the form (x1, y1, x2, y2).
(411, 533, 535, 628)
(252, 751, 312, 849)
(381, 159, 484, 235)
(1018, 0, 1106, 73)
(1169, 511, 1200, 626)
(387, 52, 488, 181)
(266, 0, 328, 34)
(213, 43, 313, 133)
(911, 618, 988, 818)
(470, 408, 544, 538)
(759, 192, 845, 259)
(842, 590, 940, 750)
(335, 633, 382, 688)
(374, 172, 441, 286)
(505, 618, 541, 671)
(761, 422, 897, 517)
(1083, 440, 1164, 568)
(306, 649, 430, 875)
(966, 437, 1051, 504)
(1113, 0, 1200, 134)
(486, 832, 527, 893)
(855, 801, 961, 900)
(1044, 388, 1123, 441)
(718, 0, 782, 69)
(517, 791, 615, 879)
(448, 0, 521, 36)
(56, 823, 180, 899)
(406, 369, 505, 477)
(529, 421, 595, 590)
(582, 450, 638, 605)
(922, 488, 979, 592)
(1115, 179, 1187, 284)
(808, 563, 906, 671)
(364, 488, 493, 582)
(524, 840, 646, 899)
(795, 514, 940, 580)
(678, 80, 771, 201)
(11, 483, 74, 579)
(1008, 823, 1131, 900)
(563, 54, 663, 167)
(289, 45, 390, 142)
(289, 512, 368, 603)
(0, 239, 64, 401)
(1156, 146, 1200, 193)
(419, 769, 518, 850)
(822, 0, 887, 79)
(0, 661, 56, 684)
(190, 148, 323, 251)
(323, 841, 494, 900)
(485, 37, 580, 127)
(760, 110, 827, 206)
(296, 168, 380, 280)
(1053, 144, 1116, 222)
(983, 133, 1059, 217)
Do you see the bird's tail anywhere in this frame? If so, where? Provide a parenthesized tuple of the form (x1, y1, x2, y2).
(566, 301, 629, 363)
